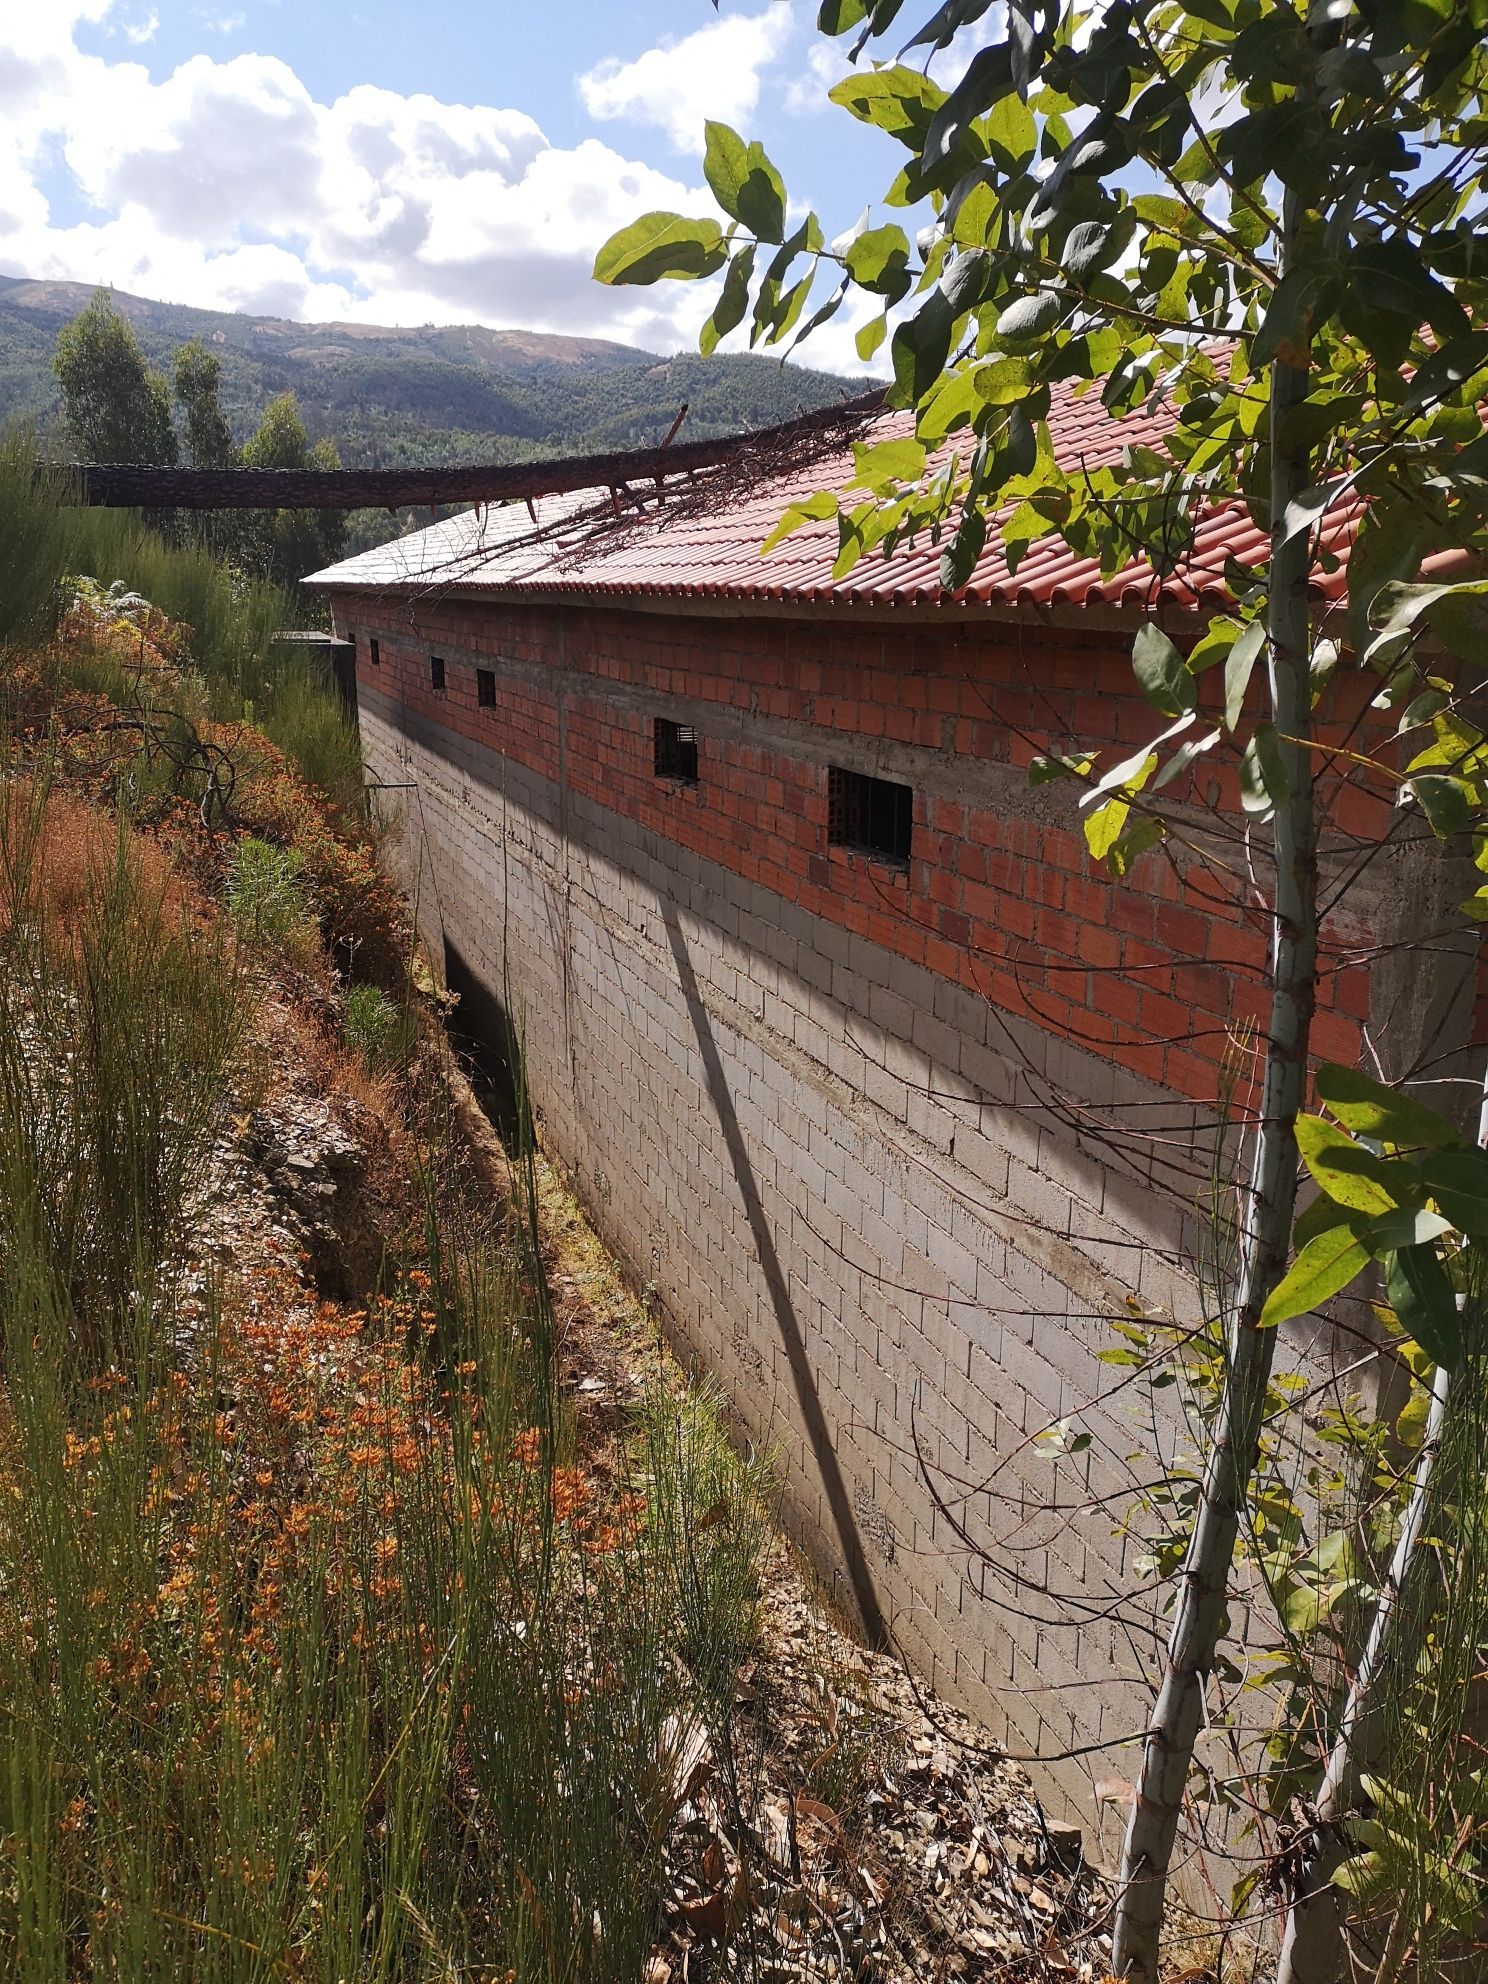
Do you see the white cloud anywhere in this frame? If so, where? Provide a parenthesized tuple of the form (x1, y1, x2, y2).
(0, 1, 728, 353)
(123, 11, 160, 43)
(578, 5, 795, 153)
(783, 38, 851, 116)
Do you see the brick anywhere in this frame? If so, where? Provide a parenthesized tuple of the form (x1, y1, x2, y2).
(336, 591, 1438, 1866)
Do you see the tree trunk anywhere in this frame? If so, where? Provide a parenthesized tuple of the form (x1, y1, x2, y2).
(1274, 1357, 1454, 1984)
(1111, 196, 1319, 1983)
(1276, 1062, 1488, 1984)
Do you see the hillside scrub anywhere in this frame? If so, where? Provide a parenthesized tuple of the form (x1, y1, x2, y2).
(0, 430, 361, 812)
(0, 578, 774, 1980)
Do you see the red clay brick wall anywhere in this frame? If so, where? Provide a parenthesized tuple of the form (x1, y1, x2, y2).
(335, 593, 1410, 1109)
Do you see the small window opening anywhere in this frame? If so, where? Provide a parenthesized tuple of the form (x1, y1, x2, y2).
(368, 636, 380, 666)
(430, 654, 446, 691)
(477, 667, 496, 708)
(654, 717, 699, 783)
(828, 766, 913, 865)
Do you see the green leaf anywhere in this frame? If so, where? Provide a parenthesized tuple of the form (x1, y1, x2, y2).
(1421, 1147, 1488, 1240)
(1131, 622, 1195, 717)
(1368, 578, 1488, 666)
(594, 212, 727, 286)
(940, 506, 987, 591)
(1028, 753, 1091, 786)
(1106, 813, 1164, 876)
(844, 223, 912, 298)
(702, 123, 787, 245)
(1364, 1207, 1453, 1253)
(1292, 1193, 1370, 1251)
(1186, 615, 1241, 676)
(700, 244, 756, 356)
(1223, 621, 1266, 733)
(1084, 794, 1133, 863)
(1251, 265, 1337, 370)
(1061, 215, 1134, 284)
(996, 289, 1064, 340)
(1294, 1115, 1410, 1215)
(1239, 723, 1291, 816)
(849, 436, 926, 488)
(829, 65, 944, 149)
(1387, 1244, 1460, 1369)
(1281, 474, 1351, 550)
(889, 290, 953, 407)
(1316, 1065, 1461, 1150)
(1349, 238, 1471, 340)
(1410, 773, 1474, 837)
(1281, 1582, 1328, 1637)
(916, 369, 978, 446)
(1331, 1853, 1386, 1902)
(760, 490, 838, 556)
(973, 354, 1037, 405)
(1260, 1227, 1373, 1328)
(1151, 728, 1221, 792)
(856, 313, 888, 362)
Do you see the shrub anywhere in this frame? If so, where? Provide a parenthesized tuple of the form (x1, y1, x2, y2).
(0, 775, 242, 1370)
(0, 431, 78, 649)
(342, 981, 411, 1070)
(263, 665, 363, 814)
(227, 835, 309, 949)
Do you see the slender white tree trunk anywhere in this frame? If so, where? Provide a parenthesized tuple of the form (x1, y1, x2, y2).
(1111, 198, 1318, 1983)
(1274, 1357, 1454, 1984)
(1275, 1064, 1487, 1982)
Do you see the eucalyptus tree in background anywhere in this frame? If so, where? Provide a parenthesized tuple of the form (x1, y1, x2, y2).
(173, 338, 242, 559)
(173, 338, 237, 471)
(241, 389, 348, 588)
(595, 3, 1488, 1976)
(53, 288, 178, 467)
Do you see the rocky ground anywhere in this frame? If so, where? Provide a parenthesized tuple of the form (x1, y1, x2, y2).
(538, 1164, 1122, 1984)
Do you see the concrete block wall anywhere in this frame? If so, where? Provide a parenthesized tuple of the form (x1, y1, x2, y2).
(327, 589, 1477, 1861)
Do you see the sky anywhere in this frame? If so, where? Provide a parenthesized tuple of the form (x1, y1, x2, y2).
(0, 0, 951, 374)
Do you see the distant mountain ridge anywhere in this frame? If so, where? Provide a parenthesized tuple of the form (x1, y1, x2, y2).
(0, 276, 862, 470)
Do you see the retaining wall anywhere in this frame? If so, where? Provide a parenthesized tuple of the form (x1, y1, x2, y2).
(328, 590, 1475, 1860)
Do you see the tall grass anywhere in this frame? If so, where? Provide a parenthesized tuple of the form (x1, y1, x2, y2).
(0, 440, 77, 650)
(0, 778, 243, 1373)
(0, 776, 770, 1982)
(0, 430, 362, 813)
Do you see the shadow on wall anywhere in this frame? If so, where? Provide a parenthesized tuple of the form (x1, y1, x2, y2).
(660, 895, 891, 1652)
(442, 936, 522, 1143)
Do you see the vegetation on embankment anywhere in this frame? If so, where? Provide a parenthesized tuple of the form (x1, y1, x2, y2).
(0, 457, 771, 1982)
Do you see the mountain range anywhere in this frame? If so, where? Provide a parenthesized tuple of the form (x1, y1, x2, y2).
(0, 276, 862, 470)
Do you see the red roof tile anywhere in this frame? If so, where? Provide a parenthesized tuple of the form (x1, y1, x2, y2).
(309, 374, 1361, 619)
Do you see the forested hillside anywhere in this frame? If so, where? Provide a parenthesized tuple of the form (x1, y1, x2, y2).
(0, 276, 860, 466)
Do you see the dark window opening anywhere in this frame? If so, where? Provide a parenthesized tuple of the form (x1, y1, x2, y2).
(828, 766, 913, 865)
(430, 654, 446, 691)
(368, 636, 380, 666)
(477, 667, 496, 708)
(654, 717, 699, 783)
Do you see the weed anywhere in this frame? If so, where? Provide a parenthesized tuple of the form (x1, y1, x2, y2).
(342, 981, 411, 1070)
(263, 665, 364, 814)
(227, 835, 310, 949)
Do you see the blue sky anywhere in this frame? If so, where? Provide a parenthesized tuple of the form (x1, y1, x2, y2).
(0, 0, 940, 372)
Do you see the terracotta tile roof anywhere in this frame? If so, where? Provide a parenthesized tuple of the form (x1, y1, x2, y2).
(308, 374, 1361, 618)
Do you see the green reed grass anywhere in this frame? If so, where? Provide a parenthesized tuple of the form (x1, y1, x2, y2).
(1, 426, 362, 813)
(0, 778, 770, 1983)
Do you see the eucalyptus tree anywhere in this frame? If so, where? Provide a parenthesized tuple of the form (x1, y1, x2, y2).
(596, 3, 1488, 1976)
(53, 289, 177, 467)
